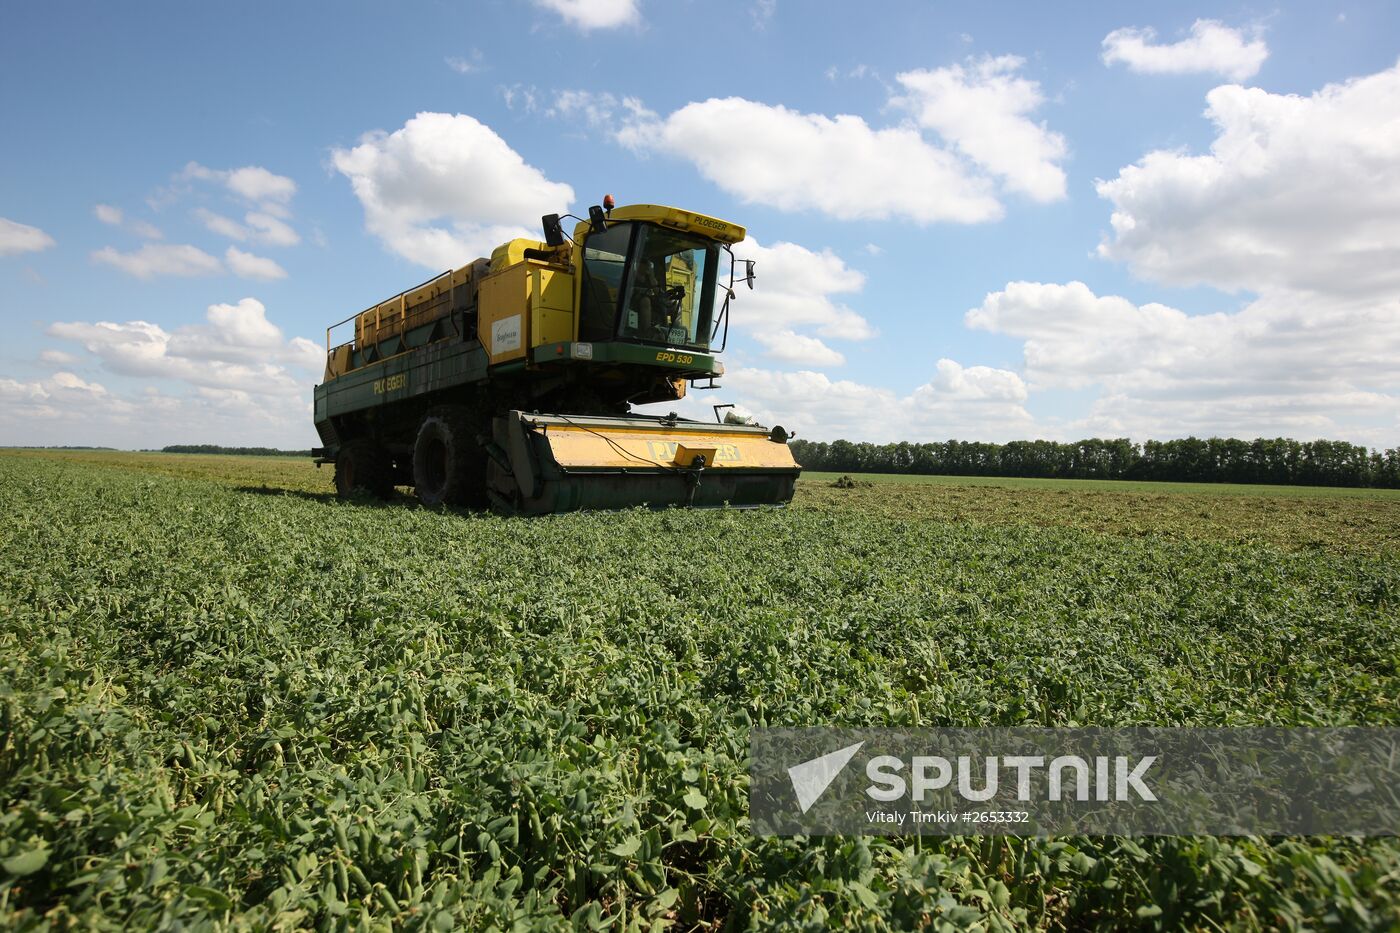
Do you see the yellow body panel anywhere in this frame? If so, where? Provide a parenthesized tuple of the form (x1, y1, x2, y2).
(478, 265, 529, 363)
(478, 260, 575, 364)
(490, 238, 558, 273)
(324, 344, 353, 381)
(354, 266, 474, 347)
(531, 265, 575, 345)
(540, 423, 798, 471)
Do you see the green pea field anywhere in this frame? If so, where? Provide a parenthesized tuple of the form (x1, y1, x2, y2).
(2, 450, 1398, 929)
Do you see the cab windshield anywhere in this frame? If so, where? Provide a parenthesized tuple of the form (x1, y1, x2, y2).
(577, 222, 720, 351)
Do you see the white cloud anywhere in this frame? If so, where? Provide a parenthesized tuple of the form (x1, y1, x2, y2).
(186, 298, 285, 352)
(500, 84, 541, 113)
(1010, 58, 1400, 443)
(225, 166, 296, 205)
(0, 217, 55, 256)
(1103, 19, 1268, 81)
(618, 98, 1001, 223)
(0, 377, 45, 405)
(534, 0, 639, 30)
(4, 297, 321, 449)
(179, 163, 300, 244)
(639, 60, 1395, 445)
(920, 357, 1028, 402)
(966, 281, 1400, 441)
(331, 112, 575, 268)
(607, 59, 1065, 222)
(95, 203, 162, 239)
(50, 371, 109, 395)
(284, 336, 325, 374)
(195, 208, 299, 247)
(750, 330, 845, 367)
(893, 55, 1068, 202)
(186, 162, 296, 207)
(48, 298, 321, 398)
(195, 208, 250, 240)
(688, 361, 1035, 442)
(129, 219, 163, 240)
(225, 246, 287, 281)
(825, 64, 875, 83)
(733, 238, 874, 345)
(446, 49, 485, 74)
(0, 371, 315, 449)
(1095, 61, 1400, 298)
(48, 321, 170, 374)
(244, 212, 299, 246)
(92, 243, 223, 279)
(547, 89, 654, 130)
(0, 371, 130, 424)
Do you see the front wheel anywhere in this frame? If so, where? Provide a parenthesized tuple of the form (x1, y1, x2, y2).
(412, 407, 487, 508)
(334, 440, 393, 500)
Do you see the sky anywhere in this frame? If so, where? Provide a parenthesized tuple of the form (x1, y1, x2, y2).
(2, 0, 1398, 449)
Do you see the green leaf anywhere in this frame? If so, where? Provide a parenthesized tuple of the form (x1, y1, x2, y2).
(682, 788, 707, 810)
(847, 881, 879, 908)
(2, 848, 48, 876)
(610, 837, 641, 858)
(185, 885, 233, 911)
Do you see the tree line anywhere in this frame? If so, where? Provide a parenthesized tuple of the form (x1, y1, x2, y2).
(159, 445, 311, 457)
(788, 436, 1400, 488)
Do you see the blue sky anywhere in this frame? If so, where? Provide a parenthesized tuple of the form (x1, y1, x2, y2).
(2, 1, 1398, 448)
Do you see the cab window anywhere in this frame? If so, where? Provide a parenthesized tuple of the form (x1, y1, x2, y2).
(578, 223, 633, 341)
(617, 226, 717, 350)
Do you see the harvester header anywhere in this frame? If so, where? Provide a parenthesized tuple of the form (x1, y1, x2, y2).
(312, 200, 799, 513)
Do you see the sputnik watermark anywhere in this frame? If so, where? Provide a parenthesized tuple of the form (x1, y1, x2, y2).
(788, 741, 864, 813)
(864, 753, 1157, 802)
(752, 728, 1400, 836)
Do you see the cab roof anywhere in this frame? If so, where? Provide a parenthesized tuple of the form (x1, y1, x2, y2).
(573, 203, 746, 244)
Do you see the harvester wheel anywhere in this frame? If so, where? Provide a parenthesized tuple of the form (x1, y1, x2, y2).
(334, 440, 394, 500)
(412, 407, 487, 508)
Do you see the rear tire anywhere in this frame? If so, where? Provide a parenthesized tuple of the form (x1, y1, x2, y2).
(413, 407, 487, 508)
(335, 440, 394, 500)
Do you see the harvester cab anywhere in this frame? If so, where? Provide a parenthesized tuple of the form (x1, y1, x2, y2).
(312, 200, 801, 514)
(568, 203, 739, 355)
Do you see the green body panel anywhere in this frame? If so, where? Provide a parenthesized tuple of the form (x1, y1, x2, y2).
(505, 469, 797, 514)
(315, 336, 489, 423)
(529, 341, 721, 375)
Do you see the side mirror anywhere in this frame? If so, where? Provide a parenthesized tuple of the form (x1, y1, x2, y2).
(541, 214, 565, 247)
(745, 260, 756, 290)
(588, 205, 607, 233)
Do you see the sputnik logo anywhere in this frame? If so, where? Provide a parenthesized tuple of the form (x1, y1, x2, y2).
(787, 741, 864, 813)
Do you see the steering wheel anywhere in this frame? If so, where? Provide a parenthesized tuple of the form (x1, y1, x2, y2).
(661, 284, 685, 322)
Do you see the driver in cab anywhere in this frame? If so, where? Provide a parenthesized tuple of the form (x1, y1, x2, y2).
(629, 259, 683, 339)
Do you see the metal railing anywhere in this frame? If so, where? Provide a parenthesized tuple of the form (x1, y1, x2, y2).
(324, 268, 453, 355)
